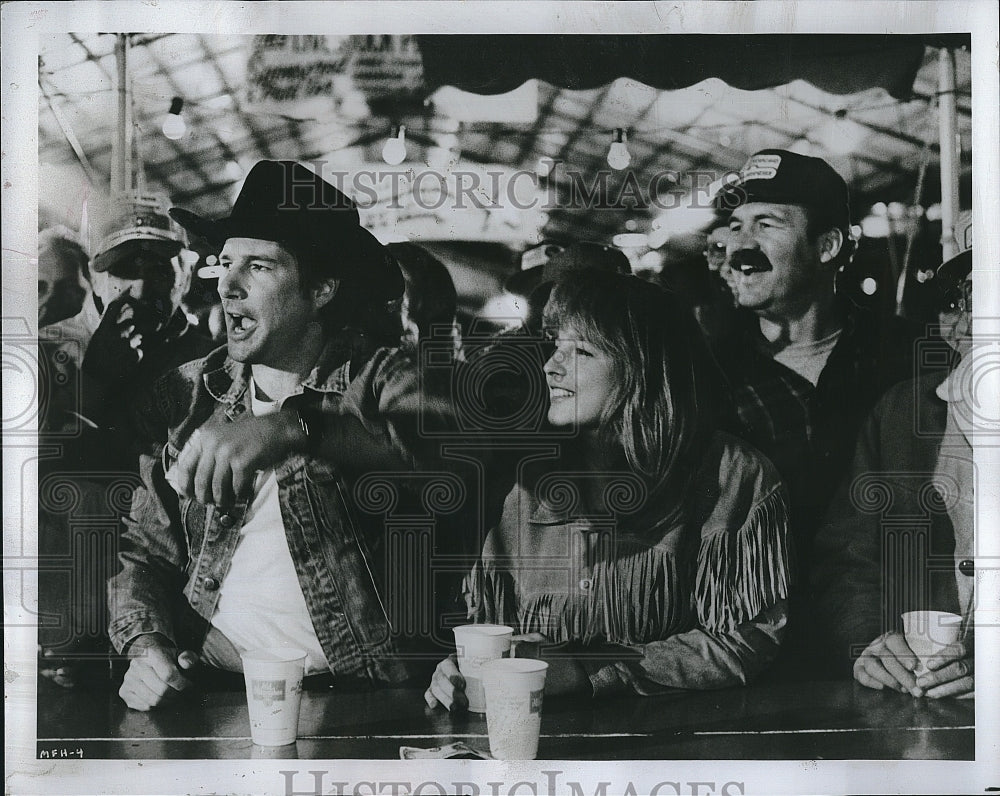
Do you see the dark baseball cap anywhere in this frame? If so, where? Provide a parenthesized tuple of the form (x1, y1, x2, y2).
(505, 241, 631, 298)
(714, 149, 851, 231)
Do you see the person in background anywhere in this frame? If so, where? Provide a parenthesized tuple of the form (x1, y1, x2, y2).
(38, 226, 88, 328)
(37, 196, 214, 689)
(711, 149, 923, 668)
(40, 195, 213, 436)
(811, 211, 975, 697)
(691, 223, 740, 349)
(387, 241, 464, 359)
(426, 272, 792, 707)
(504, 241, 631, 336)
(704, 223, 738, 304)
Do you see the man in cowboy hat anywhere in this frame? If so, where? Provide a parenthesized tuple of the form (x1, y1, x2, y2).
(812, 210, 976, 698)
(109, 160, 451, 710)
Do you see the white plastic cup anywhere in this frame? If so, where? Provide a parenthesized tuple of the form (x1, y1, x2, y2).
(241, 647, 307, 746)
(453, 624, 514, 713)
(901, 611, 963, 676)
(482, 658, 549, 760)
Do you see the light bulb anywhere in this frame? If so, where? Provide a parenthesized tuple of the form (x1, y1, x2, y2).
(162, 96, 186, 140)
(607, 129, 631, 170)
(382, 127, 407, 166)
(162, 113, 186, 140)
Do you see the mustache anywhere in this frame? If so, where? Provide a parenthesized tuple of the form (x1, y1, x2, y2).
(731, 249, 773, 274)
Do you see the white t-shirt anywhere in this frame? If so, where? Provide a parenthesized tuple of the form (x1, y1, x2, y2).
(773, 328, 842, 387)
(209, 383, 331, 674)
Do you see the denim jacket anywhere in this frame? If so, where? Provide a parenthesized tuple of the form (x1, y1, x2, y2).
(107, 338, 443, 687)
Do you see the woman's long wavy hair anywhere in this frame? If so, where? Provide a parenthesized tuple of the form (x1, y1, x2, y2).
(542, 272, 723, 529)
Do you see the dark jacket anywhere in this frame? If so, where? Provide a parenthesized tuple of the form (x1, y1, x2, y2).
(810, 372, 973, 676)
(715, 301, 927, 567)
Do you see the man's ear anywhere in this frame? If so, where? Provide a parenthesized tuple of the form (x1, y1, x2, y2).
(817, 228, 845, 264)
(312, 278, 339, 311)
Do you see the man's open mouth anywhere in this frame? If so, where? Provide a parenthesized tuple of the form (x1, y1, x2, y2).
(226, 313, 258, 338)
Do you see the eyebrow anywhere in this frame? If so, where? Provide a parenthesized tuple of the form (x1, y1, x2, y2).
(218, 254, 284, 264)
(732, 208, 792, 224)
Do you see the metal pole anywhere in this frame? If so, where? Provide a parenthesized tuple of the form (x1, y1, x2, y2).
(112, 34, 133, 195)
(938, 47, 960, 260)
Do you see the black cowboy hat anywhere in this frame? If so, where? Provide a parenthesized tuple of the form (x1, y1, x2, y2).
(169, 160, 402, 303)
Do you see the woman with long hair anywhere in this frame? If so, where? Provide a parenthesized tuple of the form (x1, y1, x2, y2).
(426, 272, 792, 704)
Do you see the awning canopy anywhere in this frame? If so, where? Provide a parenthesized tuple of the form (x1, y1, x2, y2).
(418, 34, 968, 97)
(38, 33, 972, 257)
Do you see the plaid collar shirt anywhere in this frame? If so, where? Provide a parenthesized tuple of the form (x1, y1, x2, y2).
(718, 301, 924, 558)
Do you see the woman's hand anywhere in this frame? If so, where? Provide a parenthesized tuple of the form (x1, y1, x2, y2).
(424, 654, 468, 712)
(853, 631, 921, 696)
(512, 632, 591, 696)
(915, 640, 974, 699)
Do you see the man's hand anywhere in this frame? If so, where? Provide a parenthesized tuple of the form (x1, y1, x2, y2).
(853, 631, 922, 696)
(915, 639, 974, 699)
(81, 295, 149, 383)
(168, 410, 306, 506)
(424, 654, 468, 712)
(119, 634, 198, 711)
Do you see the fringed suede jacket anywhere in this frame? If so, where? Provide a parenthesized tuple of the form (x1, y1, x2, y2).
(466, 431, 793, 696)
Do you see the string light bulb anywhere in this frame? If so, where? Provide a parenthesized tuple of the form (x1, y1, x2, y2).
(162, 97, 186, 140)
(607, 129, 631, 170)
(382, 126, 408, 166)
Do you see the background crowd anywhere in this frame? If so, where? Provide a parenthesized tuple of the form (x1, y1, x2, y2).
(36, 148, 975, 710)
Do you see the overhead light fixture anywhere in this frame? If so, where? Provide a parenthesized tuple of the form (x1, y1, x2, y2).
(162, 97, 186, 140)
(607, 129, 631, 170)
(382, 126, 408, 166)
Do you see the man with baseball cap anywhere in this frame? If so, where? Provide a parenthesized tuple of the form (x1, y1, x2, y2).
(37, 195, 215, 690)
(109, 160, 453, 710)
(712, 149, 923, 669)
(41, 193, 214, 433)
(812, 210, 975, 697)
